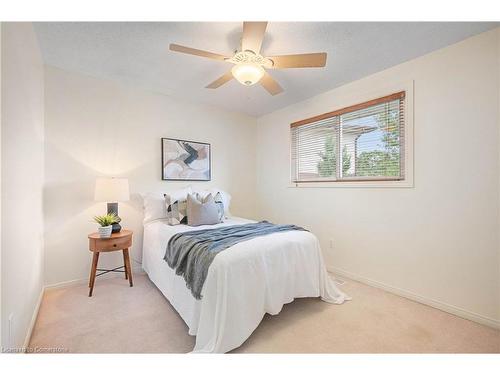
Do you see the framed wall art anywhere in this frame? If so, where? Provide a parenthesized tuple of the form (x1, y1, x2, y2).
(161, 138, 211, 181)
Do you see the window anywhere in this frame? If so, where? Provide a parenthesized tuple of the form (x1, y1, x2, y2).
(291, 91, 405, 183)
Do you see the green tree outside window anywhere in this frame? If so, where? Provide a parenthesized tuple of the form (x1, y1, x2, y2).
(317, 135, 351, 177)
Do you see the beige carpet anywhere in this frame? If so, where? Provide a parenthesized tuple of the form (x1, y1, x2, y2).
(29, 274, 500, 353)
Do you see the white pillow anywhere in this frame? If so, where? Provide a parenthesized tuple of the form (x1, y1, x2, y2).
(192, 188, 231, 218)
(142, 186, 192, 223)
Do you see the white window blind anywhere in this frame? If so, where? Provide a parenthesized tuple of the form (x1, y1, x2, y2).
(291, 91, 405, 183)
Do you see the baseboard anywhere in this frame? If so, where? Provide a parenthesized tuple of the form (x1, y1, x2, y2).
(45, 266, 145, 290)
(23, 286, 44, 349)
(329, 266, 500, 330)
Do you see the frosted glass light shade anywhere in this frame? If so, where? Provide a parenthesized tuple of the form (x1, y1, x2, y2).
(94, 177, 130, 202)
(231, 63, 265, 86)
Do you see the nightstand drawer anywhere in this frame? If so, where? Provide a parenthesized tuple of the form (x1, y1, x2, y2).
(90, 235, 132, 251)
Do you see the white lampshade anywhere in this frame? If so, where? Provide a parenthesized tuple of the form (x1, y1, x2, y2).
(231, 63, 265, 86)
(94, 177, 130, 202)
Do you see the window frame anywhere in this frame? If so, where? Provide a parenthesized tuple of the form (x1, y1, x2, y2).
(289, 82, 414, 188)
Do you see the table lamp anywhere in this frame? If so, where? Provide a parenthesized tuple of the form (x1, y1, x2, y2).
(94, 177, 130, 233)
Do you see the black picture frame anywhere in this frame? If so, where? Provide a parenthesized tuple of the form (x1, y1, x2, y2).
(161, 137, 211, 181)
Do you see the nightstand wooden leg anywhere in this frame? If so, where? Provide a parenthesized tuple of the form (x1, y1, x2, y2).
(122, 251, 128, 280)
(88, 252, 99, 297)
(123, 248, 133, 287)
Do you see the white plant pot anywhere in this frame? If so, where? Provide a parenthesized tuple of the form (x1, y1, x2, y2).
(98, 225, 113, 238)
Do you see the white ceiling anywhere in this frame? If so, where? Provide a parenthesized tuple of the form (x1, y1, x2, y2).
(34, 22, 498, 117)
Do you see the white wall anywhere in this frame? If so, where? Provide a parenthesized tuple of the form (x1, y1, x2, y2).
(256, 29, 500, 325)
(0, 21, 3, 345)
(497, 29, 500, 320)
(43, 66, 257, 286)
(1, 23, 45, 348)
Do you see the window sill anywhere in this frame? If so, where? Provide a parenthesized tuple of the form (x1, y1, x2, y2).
(288, 180, 414, 188)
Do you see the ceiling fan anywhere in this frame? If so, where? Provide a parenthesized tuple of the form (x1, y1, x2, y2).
(169, 22, 327, 96)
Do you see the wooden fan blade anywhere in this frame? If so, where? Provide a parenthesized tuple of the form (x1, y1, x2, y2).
(169, 44, 228, 61)
(241, 22, 267, 54)
(260, 71, 283, 96)
(205, 71, 234, 89)
(268, 53, 327, 69)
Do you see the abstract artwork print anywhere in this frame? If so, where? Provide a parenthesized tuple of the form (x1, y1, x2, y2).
(162, 138, 211, 181)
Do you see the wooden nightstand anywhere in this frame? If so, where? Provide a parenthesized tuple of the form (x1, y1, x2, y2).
(87, 229, 133, 297)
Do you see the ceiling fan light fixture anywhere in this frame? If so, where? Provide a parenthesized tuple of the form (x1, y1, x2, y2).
(170, 21, 327, 95)
(231, 62, 265, 86)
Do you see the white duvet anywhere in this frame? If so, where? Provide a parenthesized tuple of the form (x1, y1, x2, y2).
(142, 217, 349, 353)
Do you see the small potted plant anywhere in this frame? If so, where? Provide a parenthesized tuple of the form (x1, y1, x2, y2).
(93, 213, 119, 238)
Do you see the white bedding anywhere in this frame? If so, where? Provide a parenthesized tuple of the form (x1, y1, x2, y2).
(142, 217, 349, 353)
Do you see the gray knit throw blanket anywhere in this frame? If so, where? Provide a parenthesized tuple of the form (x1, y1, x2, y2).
(164, 221, 306, 299)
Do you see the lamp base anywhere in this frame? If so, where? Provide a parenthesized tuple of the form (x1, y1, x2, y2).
(107, 202, 122, 233)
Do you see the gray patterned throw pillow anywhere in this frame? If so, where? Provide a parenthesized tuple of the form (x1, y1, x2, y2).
(164, 193, 188, 225)
(213, 192, 225, 221)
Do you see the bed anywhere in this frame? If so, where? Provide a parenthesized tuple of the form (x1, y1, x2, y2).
(142, 216, 349, 353)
